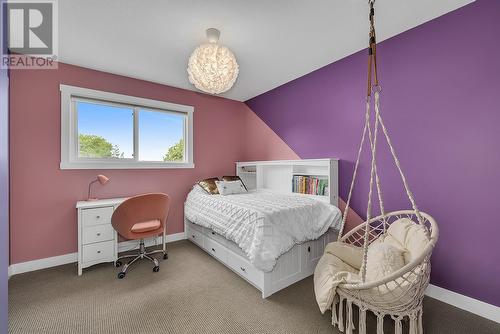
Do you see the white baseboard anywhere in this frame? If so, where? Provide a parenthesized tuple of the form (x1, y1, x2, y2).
(8, 232, 186, 277)
(9, 252, 78, 277)
(425, 284, 500, 324)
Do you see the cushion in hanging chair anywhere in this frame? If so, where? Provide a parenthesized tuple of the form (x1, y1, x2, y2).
(314, 218, 431, 313)
(324, 241, 364, 269)
(385, 218, 430, 263)
(314, 242, 362, 314)
(365, 242, 405, 282)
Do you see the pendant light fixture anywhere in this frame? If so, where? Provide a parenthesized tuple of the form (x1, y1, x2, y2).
(187, 28, 239, 94)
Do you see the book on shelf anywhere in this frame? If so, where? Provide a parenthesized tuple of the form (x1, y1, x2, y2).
(292, 175, 329, 196)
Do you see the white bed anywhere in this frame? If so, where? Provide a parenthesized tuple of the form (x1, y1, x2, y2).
(184, 184, 341, 298)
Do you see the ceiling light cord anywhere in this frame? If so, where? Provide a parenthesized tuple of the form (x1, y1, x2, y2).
(206, 28, 220, 44)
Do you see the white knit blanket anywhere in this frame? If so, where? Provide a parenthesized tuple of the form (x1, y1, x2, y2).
(184, 186, 341, 272)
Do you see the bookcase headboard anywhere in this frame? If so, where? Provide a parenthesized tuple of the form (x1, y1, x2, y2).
(235, 159, 339, 207)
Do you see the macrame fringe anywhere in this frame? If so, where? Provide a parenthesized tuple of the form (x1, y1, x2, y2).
(358, 308, 367, 334)
(409, 313, 418, 334)
(338, 297, 345, 332)
(346, 300, 355, 334)
(376, 313, 384, 334)
(418, 310, 423, 334)
(394, 318, 402, 334)
(331, 297, 339, 326)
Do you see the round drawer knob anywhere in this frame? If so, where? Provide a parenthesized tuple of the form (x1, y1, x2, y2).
(97, 250, 101, 254)
(96, 233, 101, 236)
(211, 248, 215, 252)
(96, 216, 100, 219)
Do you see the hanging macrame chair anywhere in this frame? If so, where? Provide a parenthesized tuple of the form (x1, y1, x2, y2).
(321, 1, 439, 334)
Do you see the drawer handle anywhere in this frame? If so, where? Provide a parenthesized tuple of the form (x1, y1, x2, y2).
(96, 233, 101, 236)
(192, 235, 196, 239)
(308, 246, 311, 253)
(211, 248, 215, 252)
(97, 250, 101, 254)
(240, 267, 246, 272)
(211, 231, 215, 235)
(96, 215, 100, 219)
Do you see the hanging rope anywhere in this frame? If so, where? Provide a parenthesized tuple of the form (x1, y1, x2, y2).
(337, 101, 370, 239)
(374, 92, 424, 225)
(337, 0, 425, 278)
(338, 0, 381, 241)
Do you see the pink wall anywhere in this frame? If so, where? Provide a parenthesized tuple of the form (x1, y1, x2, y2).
(9, 62, 298, 264)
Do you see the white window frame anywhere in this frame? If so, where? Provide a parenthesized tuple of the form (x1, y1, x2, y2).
(60, 84, 194, 169)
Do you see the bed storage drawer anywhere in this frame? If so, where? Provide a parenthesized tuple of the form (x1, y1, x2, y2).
(227, 250, 262, 287)
(205, 228, 227, 246)
(204, 237, 227, 262)
(187, 226, 204, 248)
(186, 220, 203, 233)
(226, 240, 246, 257)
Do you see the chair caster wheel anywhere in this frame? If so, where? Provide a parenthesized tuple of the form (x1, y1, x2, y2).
(163, 254, 168, 260)
(117, 272, 126, 279)
(153, 266, 160, 273)
(115, 261, 122, 267)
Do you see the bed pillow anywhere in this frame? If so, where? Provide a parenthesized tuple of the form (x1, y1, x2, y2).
(215, 180, 247, 196)
(222, 175, 248, 190)
(365, 242, 405, 282)
(198, 177, 220, 194)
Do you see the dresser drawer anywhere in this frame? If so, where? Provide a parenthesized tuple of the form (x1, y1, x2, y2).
(187, 226, 204, 248)
(81, 207, 113, 227)
(82, 240, 115, 263)
(204, 237, 227, 263)
(227, 250, 262, 287)
(82, 224, 115, 245)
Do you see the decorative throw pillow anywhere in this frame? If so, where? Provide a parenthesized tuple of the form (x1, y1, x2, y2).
(365, 242, 405, 282)
(198, 177, 220, 195)
(215, 180, 247, 196)
(222, 175, 248, 190)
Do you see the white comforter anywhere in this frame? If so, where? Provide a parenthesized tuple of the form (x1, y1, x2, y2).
(184, 186, 342, 272)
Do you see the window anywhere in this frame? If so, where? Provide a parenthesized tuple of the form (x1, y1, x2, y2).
(60, 85, 194, 169)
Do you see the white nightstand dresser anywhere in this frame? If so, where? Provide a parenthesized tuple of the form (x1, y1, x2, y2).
(76, 198, 126, 275)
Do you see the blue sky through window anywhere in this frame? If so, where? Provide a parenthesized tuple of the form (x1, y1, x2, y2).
(138, 109, 184, 161)
(77, 101, 184, 161)
(78, 101, 134, 158)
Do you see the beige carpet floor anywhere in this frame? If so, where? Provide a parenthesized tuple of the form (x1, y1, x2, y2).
(9, 241, 500, 334)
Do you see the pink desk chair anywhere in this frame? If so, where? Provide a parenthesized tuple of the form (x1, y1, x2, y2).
(111, 193, 170, 279)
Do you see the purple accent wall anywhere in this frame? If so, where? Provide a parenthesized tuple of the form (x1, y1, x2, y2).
(247, 0, 500, 307)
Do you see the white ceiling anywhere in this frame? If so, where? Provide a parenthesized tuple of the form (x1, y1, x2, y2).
(58, 0, 474, 101)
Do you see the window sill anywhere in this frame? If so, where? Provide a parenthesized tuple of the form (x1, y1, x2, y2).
(60, 161, 195, 170)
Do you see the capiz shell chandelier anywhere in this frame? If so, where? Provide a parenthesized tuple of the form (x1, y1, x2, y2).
(187, 28, 239, 94)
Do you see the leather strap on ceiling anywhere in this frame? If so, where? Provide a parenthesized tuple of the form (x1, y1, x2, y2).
(367, 0, 379, 97)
